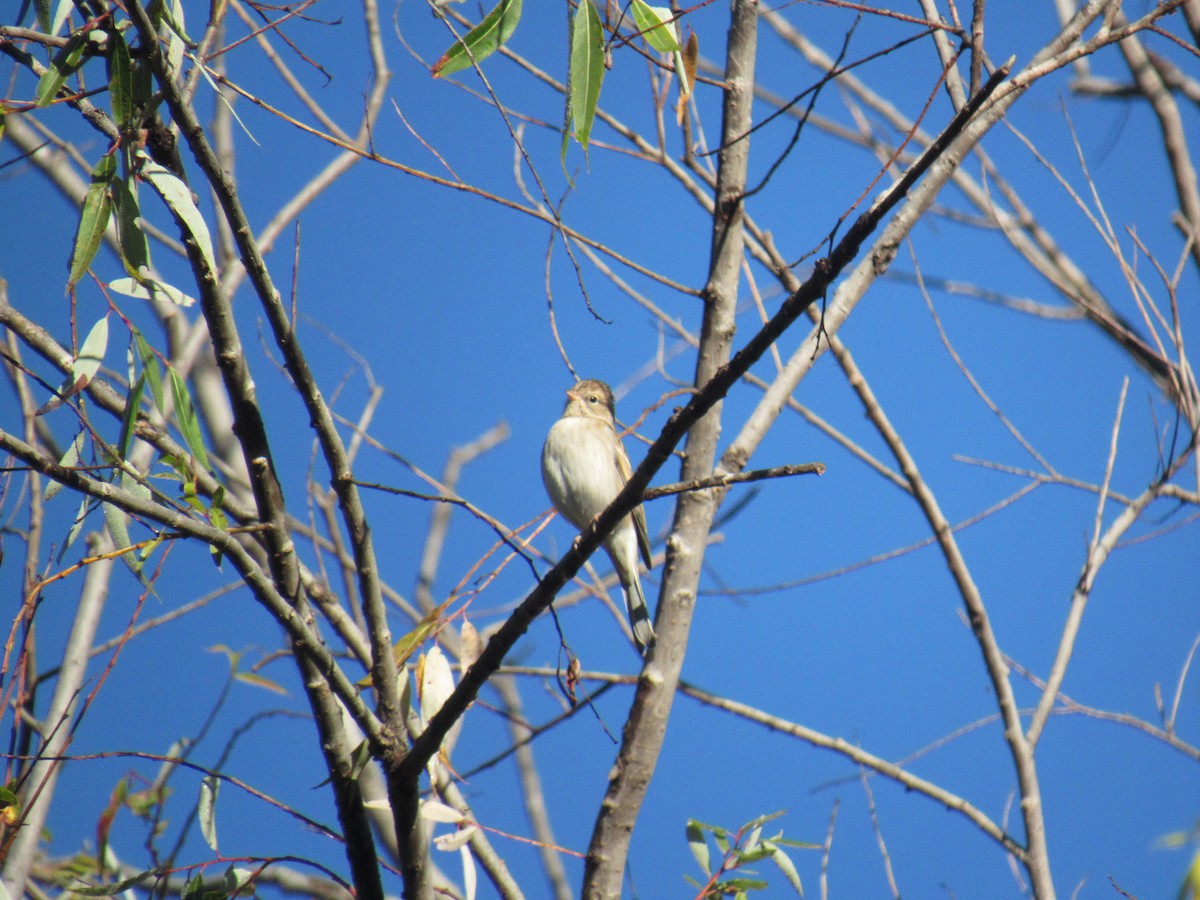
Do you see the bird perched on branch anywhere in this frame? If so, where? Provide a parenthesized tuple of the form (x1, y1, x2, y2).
(541, 379, 655, 654)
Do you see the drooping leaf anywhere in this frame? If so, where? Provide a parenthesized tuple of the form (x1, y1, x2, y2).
(68, 154, 116, 289)
(74, 315, 110, 390)
(33, 0, 52, 32)
(49, 0, 74, 37)
(68, 870, 154, 896)
(687, 819, 711, 874)
(133, 330, 165, 412)
(233, 671, 287, 695)
(35, 30, 89, 107)
(104, 470, 152, 575)
(162, 0, 191, 77)
(138, 154, 216, 273)
(110, 177, 151, 280)
(676, 30, 699, 123)
(433, 824, 478, 852)
(107, 27, 134, 130)
(629, 0, 680, 53)
(764, 840, 804, 896)
(45, 429, 87, 501)
(431, 0, 522, 78)
(357, 595, 454, 687)
(110, 276, 195, 307)
(569, 0, 604, 153)
(418, 646, 462, 761)
(198, 776, 219, 853)
(115, 376, 144, 462)
(168, 367, 210, 472)
(41, 315, 111, 415)
(58, 495, 91, 560)
(461, 842, 477, 900)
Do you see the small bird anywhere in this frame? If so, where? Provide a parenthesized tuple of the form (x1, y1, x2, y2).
(541, 379, 655, 654)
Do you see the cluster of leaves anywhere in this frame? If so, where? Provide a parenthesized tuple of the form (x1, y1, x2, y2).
(431, 0, 697, 158)
(31, 2, 230, 576)
(685, 811, 812, 899)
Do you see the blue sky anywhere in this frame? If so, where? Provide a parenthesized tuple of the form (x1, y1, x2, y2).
(2, 1, 1199, 897)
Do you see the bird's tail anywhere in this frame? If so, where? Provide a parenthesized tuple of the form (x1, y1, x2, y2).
(622, 573, 656, 655)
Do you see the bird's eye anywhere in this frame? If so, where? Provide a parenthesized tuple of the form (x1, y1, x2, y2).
(588, 395, 598, 403)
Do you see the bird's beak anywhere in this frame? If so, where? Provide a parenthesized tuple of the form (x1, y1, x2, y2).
(566, 387, 582, 402)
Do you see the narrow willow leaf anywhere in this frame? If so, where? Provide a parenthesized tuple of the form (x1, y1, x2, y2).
(102, 500, 133, 565)
(167, 0, 190, 74)
(138, 155, 216, 273)
(118, 374, 145, 459)
(35, 30, 88, 107)
(45, 430, 87, 501)
(111, 176, 151, 279)
(71, 315, 109, 392)
(198, 776, 219, 853)
(58, 495, 91, 560)
(49, 0, 74, 36)
(764, 841, 804, 895)
(356, 595, 454, 687)
(461, 844, 477, 900)
(68, 155, 116, 289)
(233, 671, 287, 695)
(570, 0, 604, 153)
(629, 0, 680, 52)
(431, 0, 522, 78)
(34, 0, 52, 31)
(686, 820, 711, 874)
(105, 470, 152, 576)
(133, 330, 164, 412)
(107, 28, 134, 130)
(168, 368, 210, 471)
(69, 871, 154, 896)
(420, 799, 467, 825)
(110, 277, 195, 307)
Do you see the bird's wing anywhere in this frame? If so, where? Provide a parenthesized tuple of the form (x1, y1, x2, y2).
(614, 436, 653, 569)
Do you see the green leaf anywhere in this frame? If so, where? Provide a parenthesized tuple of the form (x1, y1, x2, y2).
(181, 872, 204, 900)
(686, 820, 711, 874)
(764, 840, 804, 896)
(103, 471, 151, 575)
(111, 176, 151, 280)
(59, 495, 91, 560)
(138, 154, 216, 273)
(109, 276, 195, 307)
(68, 155, 116, 289)
(718, 877, 768, 891)
(49, 0, 74, 37)
(45, 429, 87, 501)
(431, 0, 522, 78)
(69, 871, 155, 896)
(118, 374, 145, 460)
(33, 0, 52, 32)
(35, 30, 89, 107)
(107, 28, 134, 130)
(41, 315, 111, 414)
(168, 368, 210, 471)
(629, 0, 680, 53)
(198, 776, 219, 853)
(70, 314, 110, 399)
(569, 0, 604, 153)
(133, 330, 165, 412)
